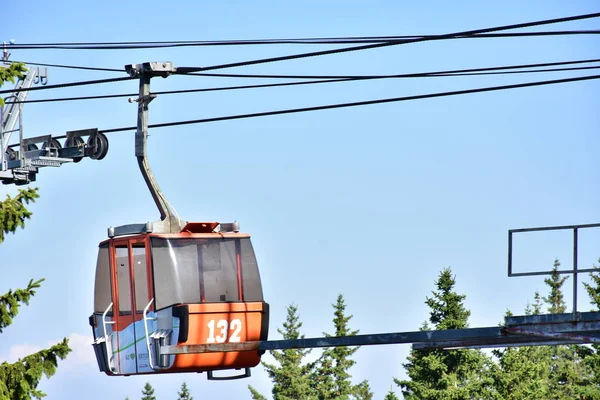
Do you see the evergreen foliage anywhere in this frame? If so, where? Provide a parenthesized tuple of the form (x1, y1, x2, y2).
(351, 380, 373, 400)
(0, 183, 71, 399)
(0, 62, 26, 106)
(493, 259, 600, 399)
(177, 381, 193, 400)
(0, 184, 39, 244)
(0, 278, 44, 333)
(583, 260, 600, 310)
(542, 258, 568, 313)
(248, 304, 314, 400)
(383, 386, 400, 400)
(583, 260, 600, 387)
(249, 260, 600, 399)
(394, 267, 498, 399)
(248, 387, 269, 400)
(312, 294, 372, 400)
(141, 382, 156, 400)
(250, 296, 371, 399)
(0, 339, 71, 400)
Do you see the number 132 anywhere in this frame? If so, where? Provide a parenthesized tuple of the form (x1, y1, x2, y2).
(206, 319, 242, 343)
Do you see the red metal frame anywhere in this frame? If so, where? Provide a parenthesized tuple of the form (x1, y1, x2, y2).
(109, 237, 155, 332)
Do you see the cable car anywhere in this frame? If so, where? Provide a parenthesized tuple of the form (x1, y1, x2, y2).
(89, 220, 269, 379)
(89, 62, 269, 379)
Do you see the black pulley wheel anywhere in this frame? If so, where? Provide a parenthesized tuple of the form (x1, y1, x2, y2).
(65, 136, 85, 163)
(25, 143, 38, 151)
(42, 139, 62, 157)
(87, 132, 109, 160)
(5, 147, 17, 161)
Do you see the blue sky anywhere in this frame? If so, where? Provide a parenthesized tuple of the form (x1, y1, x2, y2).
(1, 1, 599, 398)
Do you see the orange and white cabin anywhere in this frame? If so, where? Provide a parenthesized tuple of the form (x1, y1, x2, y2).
(89, 221, 269, 379)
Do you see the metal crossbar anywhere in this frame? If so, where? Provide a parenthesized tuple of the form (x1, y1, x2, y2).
(160, 311, 600, 355)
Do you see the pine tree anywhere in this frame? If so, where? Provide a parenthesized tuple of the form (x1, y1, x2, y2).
(248, 387, 268, 400)
(583, 260, 600, 310)
(383, 386, 399, 400)
(583, 259, 600, 386)
(0, 184, 71, 399)
(543, 258, 568, 313)
(248, 304, 314, 400)
(491, 291, 555, 400)
(177, 381, 192, 400)
(141, 382, 156, 400)
(351, 381, 373, 400)
(312, 294, 372, 400)
(395, 267, 498, 399)
(492, 312, 552, 400)
(493, 259, 599, 399)
(0, 179, 39, 244)
(541, 260, 597, 398)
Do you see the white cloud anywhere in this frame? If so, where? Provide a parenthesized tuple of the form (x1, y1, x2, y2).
(7, 343, 43, 362)
(63, 333, 97, 368)
(1, 333, 97, 374)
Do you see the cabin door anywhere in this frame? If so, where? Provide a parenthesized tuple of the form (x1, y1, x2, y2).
(111, 238, 153, 374)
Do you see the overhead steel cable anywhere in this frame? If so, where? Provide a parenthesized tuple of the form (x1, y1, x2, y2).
(0, 76, 132, 95)
(9, 60, 123, 73)
(7, 30, 600, 49)
(74, 73, 598, 136)
(183, 58, 600, 79)
(8, 62, 600, 105)
(11, 58, 600, 79)
(173, 12, 600, 73)
(7, 62, 600, 104)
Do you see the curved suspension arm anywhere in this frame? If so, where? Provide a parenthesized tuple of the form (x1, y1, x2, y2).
(133, 68, 182, 233)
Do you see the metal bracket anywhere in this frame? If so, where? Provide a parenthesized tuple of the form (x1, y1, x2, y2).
(125, 62, 175, 79)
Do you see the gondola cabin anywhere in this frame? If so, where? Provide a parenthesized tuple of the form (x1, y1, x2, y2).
(89, 221, 269, 379)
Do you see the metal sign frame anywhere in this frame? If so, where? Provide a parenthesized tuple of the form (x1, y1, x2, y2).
(508, 222, 600, 317)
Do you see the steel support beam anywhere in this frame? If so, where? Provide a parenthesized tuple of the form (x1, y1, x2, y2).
(160, 311, 600, 355)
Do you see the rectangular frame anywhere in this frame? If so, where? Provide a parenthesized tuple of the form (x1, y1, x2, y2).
(508, 222, 600, 277)
(508, 222, 600, 316)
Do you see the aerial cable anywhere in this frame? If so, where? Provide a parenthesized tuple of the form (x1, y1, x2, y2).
(182, 58, 600, 79)
(10, 58, 600, 78)
(9, 60, 123, 73)
(8, 64, 600, 105)
(0, 76, 132, 95)
(80, 73, 599, 136)
(6, 30, 600, 49)
(173, 12, 600, 73)
(435, 65, 600, 76)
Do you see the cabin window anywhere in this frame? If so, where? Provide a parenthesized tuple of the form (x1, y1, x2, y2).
(240, 239, 264, 301)
(152, 238, 201, 309)
(151, 237, 260, 309)
(115, 246, 132, 315)
(133, 244, 149, 313)
(200, 239, 238, 302)
(94, 243, 112, 313)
